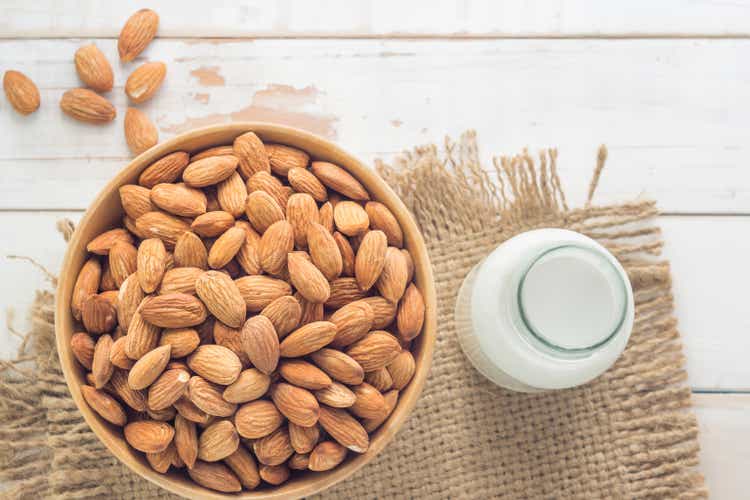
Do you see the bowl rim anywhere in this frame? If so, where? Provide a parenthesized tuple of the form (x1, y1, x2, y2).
(54, 122, 437, 499)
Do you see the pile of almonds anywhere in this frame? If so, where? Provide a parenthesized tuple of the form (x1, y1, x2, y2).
(70, 132, 426, 492)
(2, 8, 163, 155)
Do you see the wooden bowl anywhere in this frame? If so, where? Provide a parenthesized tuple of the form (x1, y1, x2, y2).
(55, 123, 436, 499)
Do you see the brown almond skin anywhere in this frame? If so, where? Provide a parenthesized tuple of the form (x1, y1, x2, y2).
(365, 201, 404, 248)
(361, 295, 398, 329)
(279, 359, 332, 390)
(288, 167, 328, 202)
(309, 441, 347, 471)
(334, 232, 356, 277)
(266, 143, 309, 176)
(224, 445, 261, 490)
(187, 376, 237, 417)
(81, 385, 127, 426)
(158, 328, 200, 358)
(207, 227, 245, 270)
(363, 389, 399, 432)
(117, 274, 144, 331)
(350, 382, 388, 419)
(191, 211, 235, 238)
(222, 368, 271, 404)
(318, 405, 369, 453)
(259, 295, 301, 339)
(147, 368, 190, 410)
(60, 88, 116, 123)
(124, 107, 158, 155)
(315, 381, 357, 408)
(246, 171, 288, 209)
(140, 293, 208, 328)
(197, 420, 239, 462)
(187, 344, 242, 385)
(376, 246, 409, 302)
(307, 223, 342, 281)
(110, 370, 147, 411)
(109, 240, 138, 287)
(234, 221, 262, 275)
(365, 367, 394, 392)
(190, 145, 235, 161)
(235, 275, 292, 312)
(3, 70, 40, 115)
(297, 292, 324, 326)
(287, 193, 319, 248)
(174, 415, 199, 468)
(319, 202, 334, 233)
(270, 383, 319, 427)
(195, 270, 246, 328)
(139, 151, 190, 188)
(310, 348, 365, 386)
(212, 321, 250, 366)
(75, 43, 114, 92)
(124, 420, 175, 453)
(216, 171, 247, 217)
(310, 161, 370, 200)
(150, 183, 207, 218)
(86, 228, 134, 255)
(259, 220, 294, 276)
(174, 396, 212, 424)
(279, 321, 337, 358)
(125, 309, 161, 360)
(183, 155, 239, 188)
(387, 349, 416, 390)
(173, 232, 208, 269)
(233, 131, 270, 178)
(70, 332, 95, 369)
(245, 190, 285, 234)
(135, 211, 191, 248)
(325, 277, 367, 309)
(355, 230, 388, 291)
(125, 61, 166, 104)
(289, 422, 320, 454)
(259, 464, 290, 486)
(91, 334, 115, 388)
(287, 251, 330, 304)
(346, 331, 402, 372)
(334, 201, 370, 237)
(82, 294, 117, 334)
(398, 283, 426, 341)
(72, 258, 101, 321)
(234, 400, 284, 439)
(128, 345, 172, 390)
(329, 300, 375, 348)
(240, 315, 279, 375)
(137, 238, 167, 293)
(120, 185, 155, 220)
(253, 426, 294, 466)
(288, 452, 310, 470)
(118, 8, 159, 62)
(188, 461, 242, 493)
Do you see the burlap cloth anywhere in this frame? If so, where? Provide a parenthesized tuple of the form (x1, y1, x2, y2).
(0, 131, 707, 499)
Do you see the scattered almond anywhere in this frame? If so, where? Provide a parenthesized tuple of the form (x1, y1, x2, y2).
(118, 8, 159, 62)
(125, 61, 166, 104)
(3, 70, 40, 115)
(60, 88, 116, 123)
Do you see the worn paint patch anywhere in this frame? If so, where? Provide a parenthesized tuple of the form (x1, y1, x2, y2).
(194, 93, 210, 104)
(190, 66, 226, 86)
(160, 84, 338, 139)
(391, 119, 403, 128)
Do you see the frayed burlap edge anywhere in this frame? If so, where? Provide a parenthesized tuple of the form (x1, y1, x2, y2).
(0, 130, 707, 499)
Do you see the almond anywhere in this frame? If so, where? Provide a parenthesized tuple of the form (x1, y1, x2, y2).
(188, 461, 242, 493)
(124, 420, 174, 453)
(245, 190, 285, 234)
(240, 315, 279, 374)
(265, 144, 309, 176)
(253, 426, 293, 466)
(183, 155, 239, 188)
(187, 376, 237, 417)
(355, 230, 387, 291)
(110, 369, 147, 411)
(334, 232, 356, 276)
(270, 383, 319, 427)
(334, 201, 370, 237)
(233, 131, 270, 178)
(91, 334, 114, 388)
(326, 277, 367, 309)
(297, 292, 324, 326)
(147, 442, 176, 473)
(279, 321, 336, 358)
(307, 223, 342, 281)
(187, 344, 242, 385)
(120, 185, 155, 220)
(151, 183, 207, 217)
(365, 201, 404, 248)
(136, 211, 191, 247)
(173, 414, 198, 469)
(402, 248, 415, 282)
(173, 232, 208, 269)
(259, 220, 294, 275)
(108, 240, 138, 287)
(288, 167, 327, 202)
(246, 171, 288, 209)
(315, 381, 357, 408)
(234, 400, 284, 439)
(110, 336, 135, 369)
(287, 252, 330, 304)
(191, 145, 235, 162)
(309, 441, 347, 471)
(365, 367, 394, 392)
(260, 295, 301, 339)
(159, 328, 200, 357)
(289, 422, 320, 454)
(287, 193, 319, 248)
(82, 294, 117, 334)
(191, 211, 234, 238)
(361, 295, 398, 329)
(207, 227, 245, 270)
(198, 420, 239, 462)
(309, 348, 364, 385)
(319, 201, 334, 233)
(377, 246, 409, 302)
(259, 464, 290, 486)
(310, 161, 370, 200)
(148, 368, 190, 410)
(159, 266, 203, 295)
(99, 290, 119, 307)
(70, 332, 95, 369)
(387, 349, 415, 390)
(125, 61, 166, 104)
(118, 8, 159, 62)
(398, 283, 426, 341)
(234, 221, 262, 275)
(216, 172, 247, 218)
(222, 368, 270, 404)
(329, 300, 374, 348)
(81, 385, 127, 426)
(212, 321, 250, 366)
(136, 238, 167, 293)
(125, 309, 161, 359)
(100, 266, 117, 291)
(60, 88, 115, 123)
(148, 406, 178, 423)
(279, 359, 332, 390)
(139, 151, 190, 188)
(224, 444, 260, 490)
(140, 293, 207, 328)
(350, 383, 387, 419)
(124, 107, 158, 155)
(318, 405, 369, 453)
(363, 389, 398, 432)
(288, 452, 310, 470)
(128, 345, 172, 390)
(346, 331, 401, 372)
(235, 275, 291, 312)
(174, 396, 212, 424)
(86, 228, 134, 255)
(3, 70, 40, 115)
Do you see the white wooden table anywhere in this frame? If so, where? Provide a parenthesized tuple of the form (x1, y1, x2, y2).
(1, 1, 748, 497)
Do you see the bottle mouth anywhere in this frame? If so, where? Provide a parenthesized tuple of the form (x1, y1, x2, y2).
(516, 245, 629, 354)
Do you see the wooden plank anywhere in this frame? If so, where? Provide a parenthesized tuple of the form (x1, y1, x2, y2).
(0, 212, 747, 391)
(2, 38, 750, 213)
(694, 393, 750, 498)
(3, 0, 750, 38)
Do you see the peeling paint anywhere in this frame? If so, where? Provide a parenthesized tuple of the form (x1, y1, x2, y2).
(391, 119, 403, 128)
(194, 93, 210, 104)
(190, 66, 226, 86)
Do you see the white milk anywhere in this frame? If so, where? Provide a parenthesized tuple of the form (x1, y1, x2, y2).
(455, 228, 634, 392)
